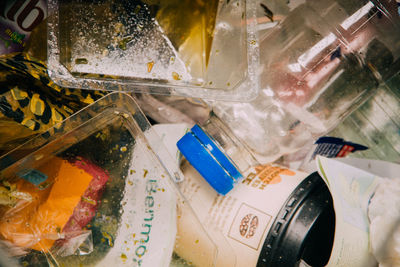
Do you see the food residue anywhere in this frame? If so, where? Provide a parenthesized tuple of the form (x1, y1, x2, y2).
(0, 182, 32, 207)
(34, 154, 44, 161)
(121, 253, 127, 261)
(75, 58, 88, 64)
(172, 72, 181, 80)
(147, 61, 154, 72)
(81, 196, 97, 205)
(102, 231, 114, 247)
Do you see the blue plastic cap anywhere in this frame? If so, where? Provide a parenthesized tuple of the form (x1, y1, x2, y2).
(177, 125, 243, 195)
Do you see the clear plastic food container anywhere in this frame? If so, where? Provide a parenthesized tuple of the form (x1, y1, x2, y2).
(0, 93, 234, 266)
(47, 0, 259, 101)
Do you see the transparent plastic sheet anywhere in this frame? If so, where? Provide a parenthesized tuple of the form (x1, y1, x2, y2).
(0, 93, 234, 266)
(47, 0, 259, 101)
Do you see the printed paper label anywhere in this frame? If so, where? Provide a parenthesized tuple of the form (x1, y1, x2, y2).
(228, 203, 272, 250)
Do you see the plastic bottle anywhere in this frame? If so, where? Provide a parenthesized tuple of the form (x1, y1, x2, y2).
(276, 72, 400, 171)
(182, 78, 400, 194)
(211, 0, 400, 164)
(154, 123, 335, 267)
(177, 113, 261, 195)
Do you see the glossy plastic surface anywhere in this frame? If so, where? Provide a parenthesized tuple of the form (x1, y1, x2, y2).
(47, 0, 259, 101)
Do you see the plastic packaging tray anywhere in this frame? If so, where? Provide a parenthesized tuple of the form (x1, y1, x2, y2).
(0, 93, 229, 266)
(47, 0, 259, 101)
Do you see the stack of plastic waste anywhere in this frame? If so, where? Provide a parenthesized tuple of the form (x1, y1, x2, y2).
(1, 0, 400, 266)
(173, 1, 400, 266)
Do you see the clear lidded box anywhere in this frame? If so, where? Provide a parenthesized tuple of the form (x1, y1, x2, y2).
(47, 0, 259, 101)
(0, 93, 235, 266)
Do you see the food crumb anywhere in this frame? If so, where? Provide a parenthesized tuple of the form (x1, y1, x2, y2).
(172, 72, 181, 80)
(75, 58, 88, 64)
(147, 61, 155, 72)
(34, 154, 44, 161)
(102, 232, 114, 247)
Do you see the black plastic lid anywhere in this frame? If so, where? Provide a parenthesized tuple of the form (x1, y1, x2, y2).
(257, 172, 335, 267)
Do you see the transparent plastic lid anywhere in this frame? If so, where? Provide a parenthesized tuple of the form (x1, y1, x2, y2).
(47, 0, 259, 101)
(0, 93, 232, 266)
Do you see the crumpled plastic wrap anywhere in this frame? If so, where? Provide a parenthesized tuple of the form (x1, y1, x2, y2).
(0, 156, 109, 261)
(368, 177, 400, 267)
